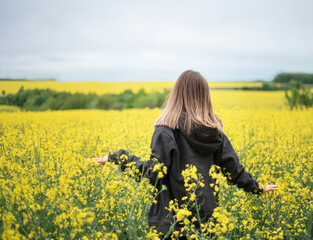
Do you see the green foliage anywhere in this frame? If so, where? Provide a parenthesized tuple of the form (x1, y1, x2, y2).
(241, 82, 282, 91)
(0, 87, 170, 111)
(61, 93, 98, 110)
(284, 80, 313, 110)
(261, 82, 281, 91)
(273, 73, 313, 84)
(95, 94, 119, 110)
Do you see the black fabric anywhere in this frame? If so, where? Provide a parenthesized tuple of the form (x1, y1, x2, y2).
(108, 116, 263, 236)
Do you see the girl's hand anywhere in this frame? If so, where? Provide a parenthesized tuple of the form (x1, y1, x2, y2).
(261, 185, 278, 193)
(90, 155, 109, 165)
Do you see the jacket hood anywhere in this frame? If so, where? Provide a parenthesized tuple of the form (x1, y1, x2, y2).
(178, 115, 223, 155)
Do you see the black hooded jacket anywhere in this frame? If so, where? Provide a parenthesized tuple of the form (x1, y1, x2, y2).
(108, 116, 263, 235)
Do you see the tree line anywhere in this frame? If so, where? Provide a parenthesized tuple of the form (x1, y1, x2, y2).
(240, 72, 313, 109)
(0, 87, 169, 111)
(0, 71, 312, 111)
(274, 73, 313, 110)
(273, 73, 313, 84)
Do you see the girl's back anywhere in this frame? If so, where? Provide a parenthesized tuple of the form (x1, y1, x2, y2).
(147, 114, 263, 235)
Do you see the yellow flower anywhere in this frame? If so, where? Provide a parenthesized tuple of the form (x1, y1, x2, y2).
(176, 209, 192, 222)
(103, 233, 118, 240)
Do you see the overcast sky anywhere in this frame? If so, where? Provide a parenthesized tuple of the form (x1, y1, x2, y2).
(0, 0, 312, 82)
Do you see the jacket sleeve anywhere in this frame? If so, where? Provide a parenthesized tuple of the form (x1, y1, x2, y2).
(215, 132, 263, 194)
(108, 127, 176, 185)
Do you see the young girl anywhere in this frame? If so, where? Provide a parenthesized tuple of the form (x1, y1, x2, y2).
(92, 70, 278, 239)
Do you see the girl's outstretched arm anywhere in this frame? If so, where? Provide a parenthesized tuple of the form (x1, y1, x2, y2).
(91, 127, 176, 185)
(215, 132, 278, 194)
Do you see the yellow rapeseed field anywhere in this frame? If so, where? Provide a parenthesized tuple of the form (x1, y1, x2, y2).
(210, 90, 285, 109)
(1, 106, 312, 239)
(0, 81, 263, 95)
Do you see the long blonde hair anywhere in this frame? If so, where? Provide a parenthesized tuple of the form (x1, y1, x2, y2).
(154, 70, 223, 134)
